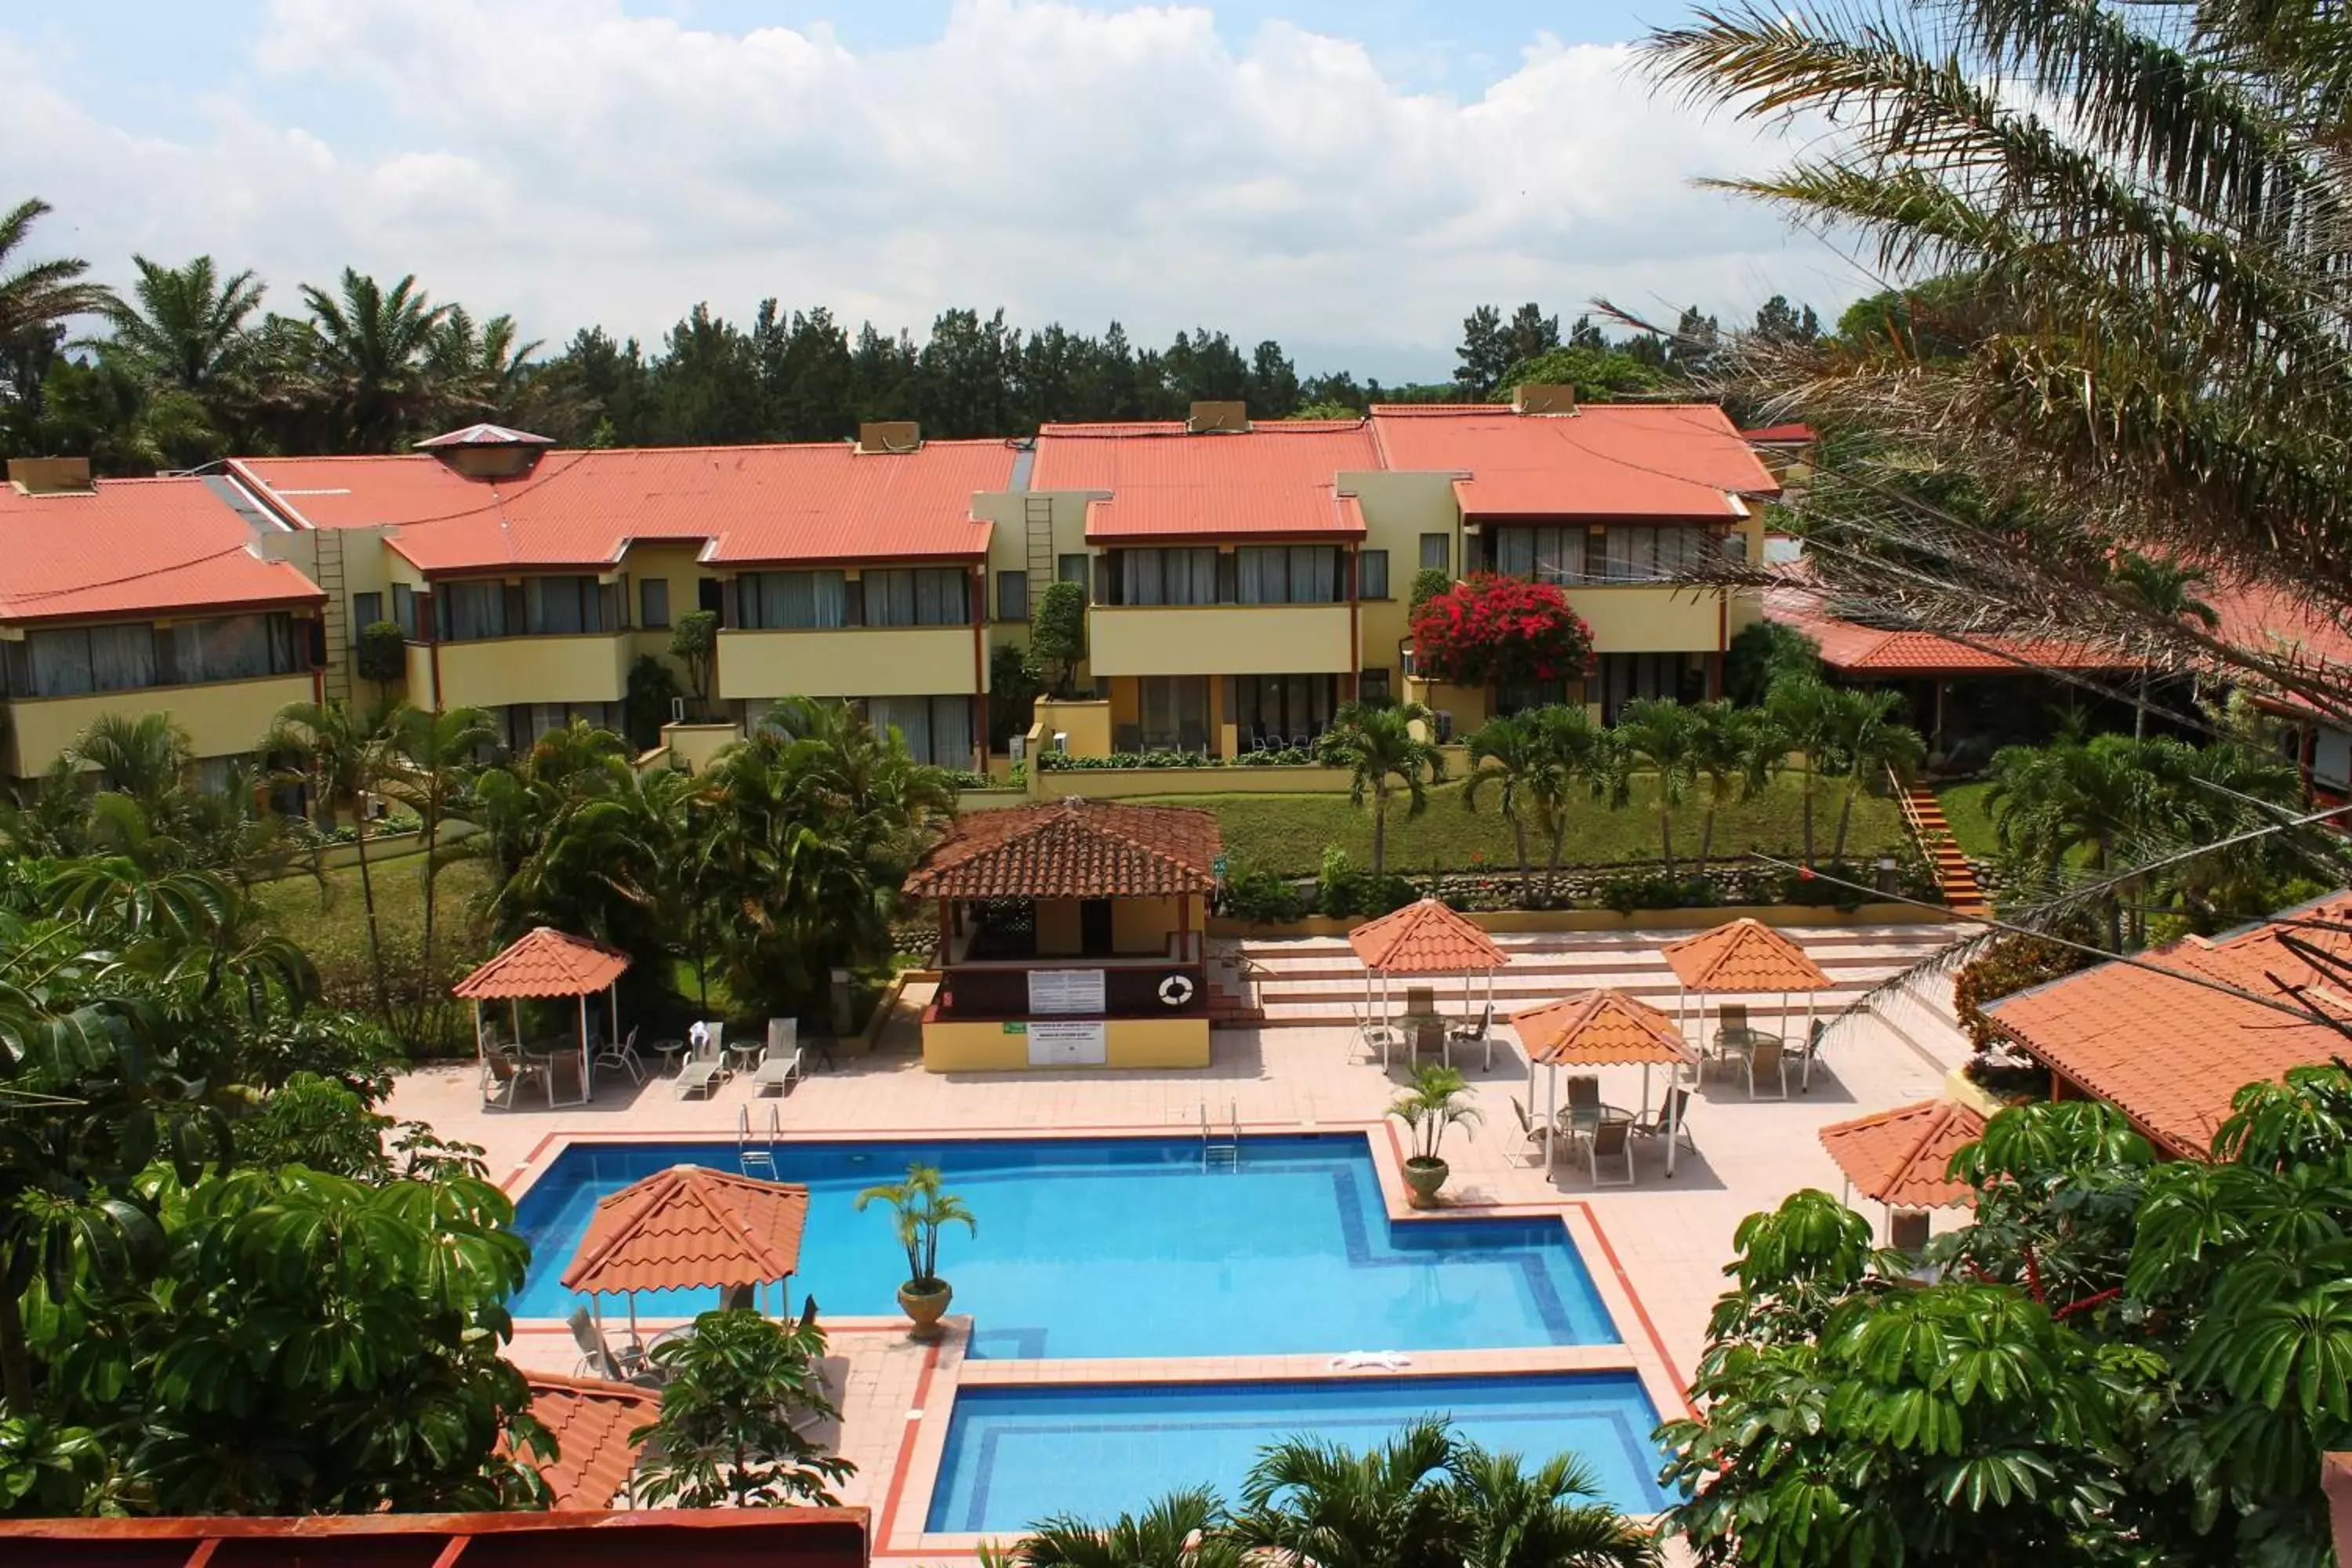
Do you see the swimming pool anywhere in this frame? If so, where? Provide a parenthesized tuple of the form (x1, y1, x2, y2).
(926, 1374, 1671, 1531)
(512, 1134, 1615, 1359)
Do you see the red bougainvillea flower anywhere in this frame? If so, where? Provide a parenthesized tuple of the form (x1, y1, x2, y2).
(1408, 574, 1595, 690)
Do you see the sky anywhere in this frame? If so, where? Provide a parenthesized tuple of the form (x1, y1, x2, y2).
(0, 0, 1867, 383)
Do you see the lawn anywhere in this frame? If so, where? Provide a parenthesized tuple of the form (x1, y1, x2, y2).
(252, 851, 495, 960)
(1133, 775, 1904, 877)
(1936, 781, 2002, 861)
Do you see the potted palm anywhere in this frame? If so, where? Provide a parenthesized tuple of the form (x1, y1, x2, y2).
(855, 1163, 975, 1341)
(1388, 1064, 1483, 1207)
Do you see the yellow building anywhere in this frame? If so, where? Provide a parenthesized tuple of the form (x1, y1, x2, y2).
(0, 459, 325, 781)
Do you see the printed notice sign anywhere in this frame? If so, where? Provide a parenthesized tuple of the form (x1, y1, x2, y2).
(1027, 967, 1106, 1014)
(1027, 1019, 1109, 1066)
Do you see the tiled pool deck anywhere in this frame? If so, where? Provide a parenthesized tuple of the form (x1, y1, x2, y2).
(387, 924, 1973, 1555)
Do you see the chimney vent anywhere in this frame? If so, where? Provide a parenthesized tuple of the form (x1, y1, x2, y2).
(857, 421, 921, 453)
(7, 456, 94, 495)
(1185, 401, 1250, 434)
(1512, 384, 1578, 416)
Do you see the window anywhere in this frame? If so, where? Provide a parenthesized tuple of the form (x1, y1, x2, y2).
(1057, 554, 1090, 598)
(436, 581, 508, 641)
(1114, 547, 1220, 606)
(1596, 652, 1700, 720)
(171, 614, 296, 684)
(350, 591, 383, 640)
(1356, 550, 1389, 600)
(524, 575, 607, 635)
(1231, 674, 1338, 748)
(1134, 676, 1212, 751)
(863, 568, 971, 626)
(998, 570, 1029, 622)
(1494, 525, 1586, 583)
(1359, 667, 1392, 705)
(1420, 532, 1450, 571)
(739, 570, 847, 630)
(1236, 546, 1342, 604)
(866, 695, 975, 768)
(639, 578, 671, 629)
(390, 583, 419, 639)
(10, 623, 154, 697)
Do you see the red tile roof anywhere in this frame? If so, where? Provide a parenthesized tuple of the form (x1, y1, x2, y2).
(1031, 422, 1377, 541)
(229, 440, 1012, 573)
(1370, 403, 1778, 519)
(1661, 918, 1835, 993)
(2207, 578, 2352, 702)
(1512, 989, 1690, 1067)
(521, 1373, 659, 1508)
(1817, 1098, 1983, 1209)
(1765, 586, 2139, 674)
(561, 1165, 811, 1296)
(1986, 892, 2352, 1158)
(903, 798, 1220, 900)
(1348, 898, 1511, 975)
(0, 477, 323, 625)
(453, 927, 633, 1000)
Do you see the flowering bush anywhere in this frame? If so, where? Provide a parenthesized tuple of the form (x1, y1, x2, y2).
(1409, 573, 1595, 688)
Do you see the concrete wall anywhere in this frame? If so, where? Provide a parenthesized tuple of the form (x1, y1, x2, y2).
(1112, 895, 1190, 955)
(1347, 469, 1460, 691)
(659, 720, 743, 773)
(920, 1014, 1211, 1071)
(1573, 587, 1728, 655)
(1033, 699, 1112, 757)
(4, 670, 315, 776)
(717, 626, 984, 701)
(1088, 604, 1354, 678)
(622, 544, 711, 698)
(412, 633, 633, 711)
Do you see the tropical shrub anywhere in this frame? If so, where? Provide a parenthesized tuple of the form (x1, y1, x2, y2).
(1221, 864, 1307, 924)
(631, 1308, 852, 1508)
(1409, 574, 1594, 690)
(353, 620, 408, 687)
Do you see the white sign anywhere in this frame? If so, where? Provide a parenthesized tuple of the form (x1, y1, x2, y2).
(1028, 1019, 1108, 1066)
(1028, 967, 1106, 1014)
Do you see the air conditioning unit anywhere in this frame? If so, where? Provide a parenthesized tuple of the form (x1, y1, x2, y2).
(1052, 731, 1070, 753)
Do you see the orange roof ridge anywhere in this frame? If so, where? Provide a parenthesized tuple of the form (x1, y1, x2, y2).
(1512, 989, 1690, 1066)
(561, 1164, 811, 1296)
(453, 927, 633, 1000)
(1662, 918, 1835, 993)
(1348, 898, 1511, 975)
(904, 799, 1221, 900)
(1817, 1098, 1984, 1208)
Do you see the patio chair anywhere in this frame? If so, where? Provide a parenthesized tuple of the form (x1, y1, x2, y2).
(1510, 1097, 1550, 1165)
(1746, 1036, 1790, 1101)
(593, 1024, 645, 1086)
(1710, 1003, 1750, 1067)
(677, 1038, 725, 1100)
(567, 1306, 652, 1384)
(1632, 1087, 1697, 1157)
(1587, 1119, 1635, 1186)
(1561, 1075, 1603, 1143)
(1447, 1002, 1493, 1068)
(481, 1047, 549, 1109)
(1790, 1018, 1828, 1092)
(753, 1044, 804, 1096)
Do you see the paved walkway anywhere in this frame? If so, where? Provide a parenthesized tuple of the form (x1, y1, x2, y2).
(393, 922, 1976, 1552)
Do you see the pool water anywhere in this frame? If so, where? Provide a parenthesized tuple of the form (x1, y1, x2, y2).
(927, 1374, 1672, 1531)
(512, 1135, 1615, 1359)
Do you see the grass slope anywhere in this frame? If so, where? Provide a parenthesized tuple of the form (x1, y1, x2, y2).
(1936, 781, 2001, 861)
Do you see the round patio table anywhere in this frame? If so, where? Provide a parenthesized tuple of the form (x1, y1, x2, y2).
(652, 1040, 685, 1076)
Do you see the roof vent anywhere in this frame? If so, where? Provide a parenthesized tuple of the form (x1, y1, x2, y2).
(1512, 384, 1578, 416)
(857, 420, 921, 454)
(1185, 401, 1250, 434)
(7, 456, 94, 495)
(416, 423, 553, 479)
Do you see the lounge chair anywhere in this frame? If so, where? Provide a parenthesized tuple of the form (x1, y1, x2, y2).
(1588, 1119, 1635, 1186)
(482, 1046, 550, 1109)
(753, 1045, 804, 1096)
(593, 1025, 645, 1086)
(568, 1305, 653, 1384)
(677, 1038, 724, 1100)
(1747, 1036, 1790, 1101)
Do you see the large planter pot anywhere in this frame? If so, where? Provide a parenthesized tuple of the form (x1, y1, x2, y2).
(1402, 1156, 1449, 1208)
(898, 1279, 953, 1341)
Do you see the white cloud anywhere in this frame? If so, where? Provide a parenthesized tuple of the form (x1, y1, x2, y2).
(0, 0, 1864, 378)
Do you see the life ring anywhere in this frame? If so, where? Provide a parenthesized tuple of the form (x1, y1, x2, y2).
(1158, 973, 1196, 1007)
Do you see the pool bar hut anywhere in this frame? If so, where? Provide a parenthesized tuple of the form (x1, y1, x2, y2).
(454, 926, 633, 1105)
(561, 1163, 812, 1343)
(904, 799, 1220, 1071)
(1817, 1097, 1984, 1249)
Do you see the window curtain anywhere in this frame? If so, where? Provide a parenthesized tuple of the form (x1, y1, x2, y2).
(870, 696, 931, 761)
(1237, 547, 1279, 604)
(173, 615, 275, 682)
(526, 576, 602, 634)
(88, 626, 157, 691)
(25, 628, 97, 696)
(442, 581, 507, 641)
(1496, 528, 1584, 583)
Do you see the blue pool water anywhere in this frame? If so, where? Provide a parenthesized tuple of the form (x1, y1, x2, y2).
(511, 1135, 1614, 1359)
(927, 1374, 1671, 1531)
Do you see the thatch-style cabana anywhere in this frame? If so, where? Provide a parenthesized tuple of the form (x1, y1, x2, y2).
(561, 1164, 811, 1345)
(1512, 989, 1695, 1172)
(1348, 898, 1512, 1069)
(454, 927, 633, 1105)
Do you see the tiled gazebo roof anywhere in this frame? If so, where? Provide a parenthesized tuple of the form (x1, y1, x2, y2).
(1662, 917, 1834, 993)
(1348, 898, 1510, 975)
(1512, 989, 1690, 1067)
(903, 798, 1220, 900)
(453, 927, 633, 1000)
(519, 1373, 659, 1508)
(1817, 1098, 1984, 1210)
(561, 1165, 811, 1296)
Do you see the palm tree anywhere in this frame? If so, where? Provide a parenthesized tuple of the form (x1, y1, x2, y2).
(1464, 713, 1547, 887)
(1525, 705, 1609, 898)
(429, 307, 544, 426)
(1986, 731, 2153, 953)
(66, 711, 195, 824)
(1766, 673, 1835, 866)
(299, 268, 453, 451)
(2111, 552, 2221, 738)
(1315, 702, 1447, 881)
(1229, 1417, 1463, 1568)
(1822, 687, 1925, 865)
(99, 255, 265, 395)
(0, 198, 114, 347)
(379, 705, 496, 1040)
(1446, 1445, 1660, 1568)
(1688, 701, 1781, 877)
(1016, 1487, 1243, 1568)
(267, 699, 401, 1024)
(1613, 698, 1703, 881)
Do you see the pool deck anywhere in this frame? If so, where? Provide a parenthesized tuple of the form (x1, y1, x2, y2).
(390, 921, 1975, 1553)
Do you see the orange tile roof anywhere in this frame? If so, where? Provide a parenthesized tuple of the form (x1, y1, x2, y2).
(453, 927, 633, 1000)
(0, 477, 324, 625)
(1348, 898, 1511, 975)
(230, 439, 1012, 572)
(561, 1165, 811, 1296)
(1031, 421, 1377, 541)
(1512, 989, 1690, 1067)
(519, 1373, 658, 1508)
(1370, 403, 1777, 519)
(1986, 891, 2352, 1157)
(1817, 1098, 1984, 1209)
(1764, 586, 2138, 674)
(903, 798, 1220, 900)
(1662, 918, 1835, 993)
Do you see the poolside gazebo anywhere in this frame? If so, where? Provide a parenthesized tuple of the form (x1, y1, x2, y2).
(1348, 898, 1512, 1069)
(1661, 918, 1836, 1087)
(454, 927, 633, 1105)
(1817, 1098, 1984, 1247)
(561, 1163, 811, 1347)
(1512, 989, 1696, 1172)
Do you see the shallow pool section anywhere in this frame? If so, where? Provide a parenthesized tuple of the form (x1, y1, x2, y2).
(512, 1135, 1614, 1359)
(926, 1374, 1671, 1531)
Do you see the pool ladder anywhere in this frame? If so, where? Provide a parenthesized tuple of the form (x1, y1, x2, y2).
(1201, 1100, 1240, 1171)
(739, 1104, 780, 1179)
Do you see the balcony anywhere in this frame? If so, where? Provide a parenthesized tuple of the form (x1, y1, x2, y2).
(4, 672, 314, 776)
(717, 625, 981, 701)
(1088, 603, 1353, 678)
(411, 634, 632, 711)
(1571, 585, 1731, 654)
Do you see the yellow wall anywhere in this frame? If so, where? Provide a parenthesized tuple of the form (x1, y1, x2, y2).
(1348, 470, 1458, 690)
(920, 1014, 1211, 1071)
(415, 633, 633, 711)
(1033, 698, 1112, 757)
(717, 626, 982, 701)
(1112, 895, 1186, 955)
(622, 545, 710, 691)
(5, 672, 314, 776)
(1574, 587, 1727, 654)
(1089, 604, 1353, 677)
(659, 719, 743, 773)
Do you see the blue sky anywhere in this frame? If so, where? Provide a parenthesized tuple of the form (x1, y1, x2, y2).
(5, 2, 1855, 382)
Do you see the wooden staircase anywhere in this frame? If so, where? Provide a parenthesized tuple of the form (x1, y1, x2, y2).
(1896, 781, 1991, 919)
